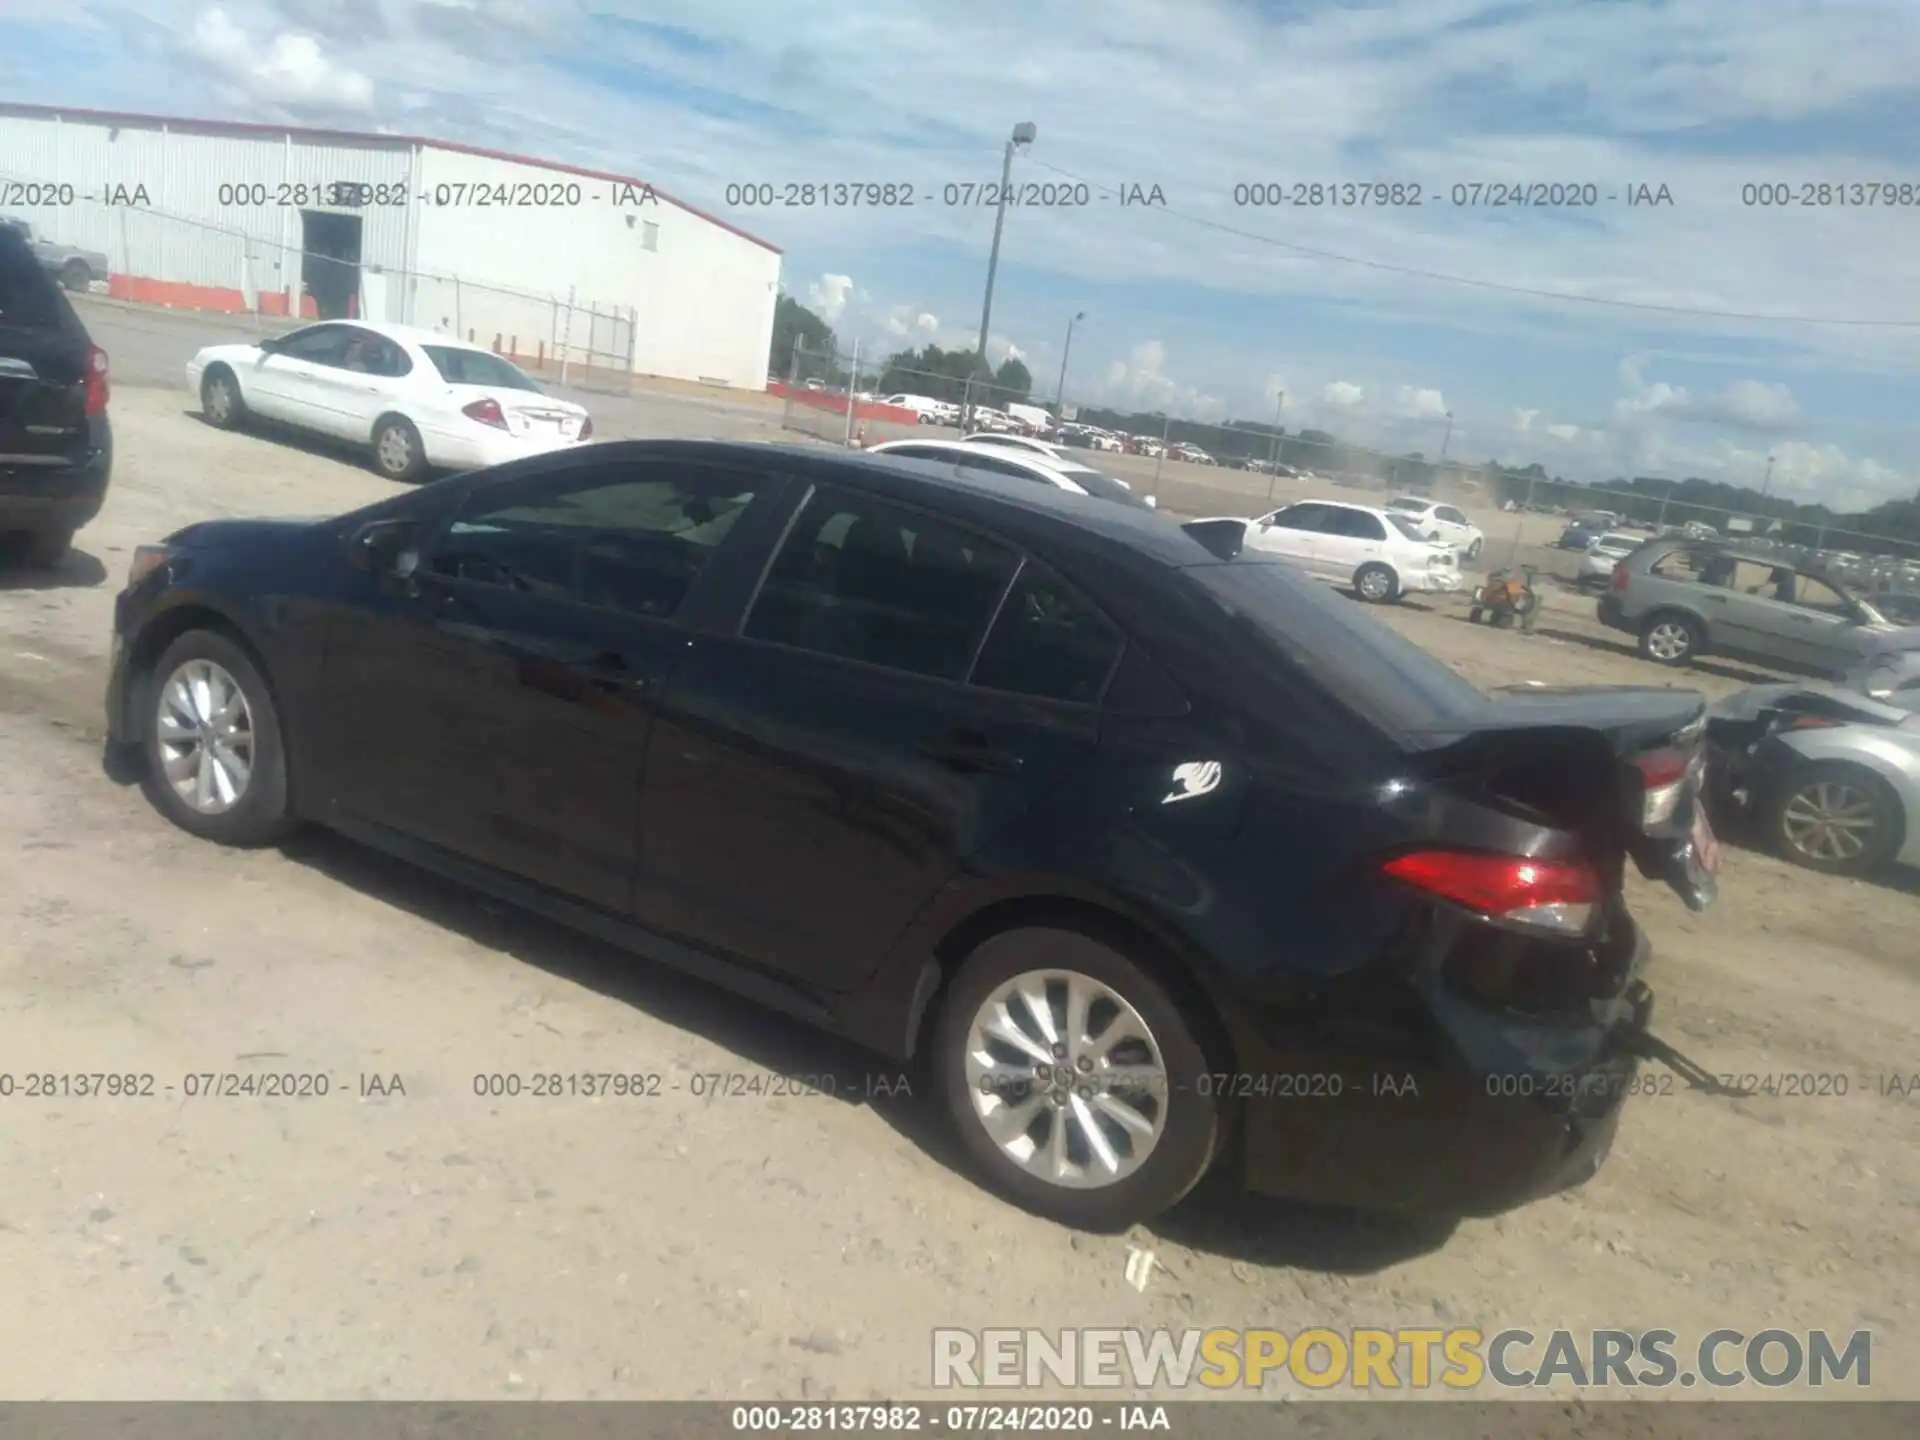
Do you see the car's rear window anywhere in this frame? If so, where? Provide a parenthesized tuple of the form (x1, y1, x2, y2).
(1386, 515, 1428, 542)
(423, 346, 541, 391)
(1598, 533, 1639, 549)
(0, 233, 68, 329)
(1180, 556, 1489, 737)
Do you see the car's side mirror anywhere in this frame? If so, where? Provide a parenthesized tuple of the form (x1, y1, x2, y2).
(347, 518, 420, 575)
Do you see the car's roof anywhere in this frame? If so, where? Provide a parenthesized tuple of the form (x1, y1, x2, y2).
(1279, 497, 1395, 520)
(873, 438, 1075, 481)
(581, 439, 1211, 568)
(289, 318, 491, 352)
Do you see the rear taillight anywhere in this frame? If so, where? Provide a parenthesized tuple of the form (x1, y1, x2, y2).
(84, 344, 109, 415)
(578, 415, 593, 439)
(1382, 849, 1603, 935)
(462, 398, 509, 430)
(1630, 746, 1691, 827)
(1610, 563, 1629, 593)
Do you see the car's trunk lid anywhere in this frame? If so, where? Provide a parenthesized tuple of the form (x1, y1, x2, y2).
(447, 383, 587, 441)
(1406, 684, 1719, 912)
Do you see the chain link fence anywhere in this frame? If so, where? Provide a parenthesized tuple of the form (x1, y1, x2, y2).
(2, 176, 641, 396)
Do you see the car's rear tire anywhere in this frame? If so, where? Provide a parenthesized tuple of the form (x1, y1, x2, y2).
(200, 366, 248, 430)
(1639, 612, 1700, 665)
(1354, 563, 1399, 604)
(59, 258, 92, 293)
(372, 415, 430, 482)
(1761, 761, 1902, 876)
(933, 927, 1223, 1230)
(21, 525, 74, 568)
(139, 629, 293, 847)
(1466, 537, 1483, 561)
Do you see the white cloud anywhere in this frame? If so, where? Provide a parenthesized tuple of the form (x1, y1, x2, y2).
(1323, 381, 1366, 408)
(188, 8, 375, 111)
(806, 273, 854, 323)
(1096, 340, 1227, 419)
(1513, 408, 1539, 433)
(14, 0, 1920, 502)
(1393, 386, 1448, 421)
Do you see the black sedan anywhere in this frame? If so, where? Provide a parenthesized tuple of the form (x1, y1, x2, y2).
(105, 440, 1719, 1228)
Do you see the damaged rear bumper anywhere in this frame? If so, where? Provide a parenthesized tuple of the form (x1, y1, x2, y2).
(1232, 920, 1654, 1216)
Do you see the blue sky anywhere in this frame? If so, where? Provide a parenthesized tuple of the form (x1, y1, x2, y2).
(5, 0, 1920, 507)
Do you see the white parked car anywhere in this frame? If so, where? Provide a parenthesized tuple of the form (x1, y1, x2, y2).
(1384, 495, 1484, 560)
(1193, 499, 1464, 603)
(1578, 531, 1643, 585)
(187, 321, 592, 481)
(868, 438, 1160, 511)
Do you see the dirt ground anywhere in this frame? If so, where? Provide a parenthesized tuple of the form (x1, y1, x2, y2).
(0, 384, 1915, 1404)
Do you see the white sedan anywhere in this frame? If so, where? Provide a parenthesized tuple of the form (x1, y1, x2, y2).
(1193, 499, 1463, 603)
(1578, 531, 1643, 585)
(867, 438, 1160, 511)
(186, 320, 593, 482)
(1384, 495, 1485, 560)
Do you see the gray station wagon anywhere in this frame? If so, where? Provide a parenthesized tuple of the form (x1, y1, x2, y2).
(1598, 538, 1920, 675)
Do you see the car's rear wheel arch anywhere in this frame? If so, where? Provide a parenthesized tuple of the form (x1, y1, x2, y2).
(918, 895, 1240, 1083)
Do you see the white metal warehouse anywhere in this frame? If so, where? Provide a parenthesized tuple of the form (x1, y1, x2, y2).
(0, 102, 784, 391)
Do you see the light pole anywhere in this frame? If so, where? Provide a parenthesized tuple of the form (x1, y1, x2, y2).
(1759, 453, 1777, 502)
(1055, 310, 1084, 412)
(967, 120, 1036, 432)
(1438, 410, 1454, 471)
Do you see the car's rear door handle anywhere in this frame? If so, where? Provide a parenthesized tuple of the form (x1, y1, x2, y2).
(919, 733, 1023, 775)
(568, 650, 656, 693)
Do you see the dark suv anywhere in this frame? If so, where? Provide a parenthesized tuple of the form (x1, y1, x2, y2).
(0, 222, 112, 566)
(104, 441, 1719, 1228)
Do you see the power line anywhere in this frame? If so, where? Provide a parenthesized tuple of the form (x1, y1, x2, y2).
(1024, 156, 1920, 330)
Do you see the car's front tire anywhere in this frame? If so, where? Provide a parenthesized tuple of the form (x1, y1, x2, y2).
(1762, 761, 1901, 876)
(200, 366, 248, 430)
(934, 927, 1223, 1230)
(59, 258, 92, 293)
(140, 629, 293, 846)
(371, 415, 430, 482)
(1353, 562, 1399, 604)
(1466, 537, 1483, 561)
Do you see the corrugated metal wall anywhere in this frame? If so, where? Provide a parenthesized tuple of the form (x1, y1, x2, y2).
(0, 111, 413, 312)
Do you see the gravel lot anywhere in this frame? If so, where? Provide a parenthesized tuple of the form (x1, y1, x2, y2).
(0, 383, 1915, 1405)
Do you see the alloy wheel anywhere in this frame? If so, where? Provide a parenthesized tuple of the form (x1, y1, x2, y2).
(154, 658, 255, 814)
(1645, 621, 1692, 661)
(206, 378, 233, 423)
(1781, 781, 1879, 864)
(961, 969, 1169, 1190)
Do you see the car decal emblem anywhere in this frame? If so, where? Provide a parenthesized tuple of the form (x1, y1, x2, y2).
(1162, 761, 1223, 805)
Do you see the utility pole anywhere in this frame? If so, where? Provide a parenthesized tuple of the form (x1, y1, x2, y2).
(1264, 390, 1285, 506)
(966, 121, 1036, 434)
(1055, 310, 1084, 411)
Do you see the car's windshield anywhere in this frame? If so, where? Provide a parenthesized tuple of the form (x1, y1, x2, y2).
(423, 345, 542, 391)
(1060, 468, 1152, 508)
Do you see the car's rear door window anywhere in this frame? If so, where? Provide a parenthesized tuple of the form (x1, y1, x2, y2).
(968, 562, 1125, 704)
(743, 486, 1020, 680)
